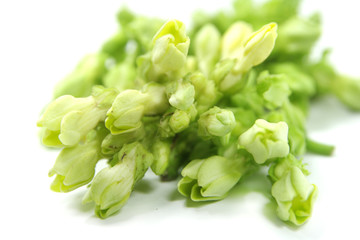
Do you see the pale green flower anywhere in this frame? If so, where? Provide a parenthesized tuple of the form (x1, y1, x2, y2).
(105, 83, 168, 135)
(214, 23, 278, 93)
(185, 56, 198, 73)
(151, 19, 190, 73)
(269, 155, 317, 225)
(82, 142, 153, 218)
(234, 22, 278, 73)
(198, 107, 236, 138)
(238, 119, 289, 164)
(167, 79, 195, 111)
(105, 90, 147, 135)
(187, 72, 222, 114)
(48, 124, 108, 192)
(221, 21, 253, 60)
(137, 19, 190, 82)
(151, 139, 171, 175)
(141, 83, 169, 115)
(159, 106, 197, 138)
(194, 24, 221, 76)
(37, 87, 118, 147)
(178, 156, 243, 201)
(169, 109, 191, 133)
(256, 71, 291, 109)
(265, 101, 307, 156)
(101, 125, 145, 155)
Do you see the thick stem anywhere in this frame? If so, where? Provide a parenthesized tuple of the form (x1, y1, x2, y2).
(306, 138, 334, 156)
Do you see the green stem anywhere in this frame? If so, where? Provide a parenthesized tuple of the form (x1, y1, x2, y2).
(306, 138, 334, 156)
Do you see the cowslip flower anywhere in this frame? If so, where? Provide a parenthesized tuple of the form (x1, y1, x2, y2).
(194, 24, 221, 76)
(37, 86, 118, 147)
(265, 101, 307, 156)
(82, 142, 153, 218)
(215, 23, 278, 93)
(187, 72, 222, 114)
(48, 124, 108, 192)
(238, 119, 289, 164)
(159, 105, 197, 137)
(151, 20, 190, 74)
(269, 155, 317, 225)
(220, 21, 253, 60)
(167, 79, 195, 111)
(234, 22, 278, 73)
(105, 83, 168, 135)
(137, 19, 190, 82)
(198, 107, 236, 138)
(256, 71, 291, 109)
(169, 109, 191, 133)
(151, 139, 171, 175)
(101, 125, 145, 155)
(178, 156, 243, 201)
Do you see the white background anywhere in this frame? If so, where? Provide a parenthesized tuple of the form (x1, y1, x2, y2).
(0, 0, 360, 239)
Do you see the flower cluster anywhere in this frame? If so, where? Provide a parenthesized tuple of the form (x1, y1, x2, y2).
(37, 0, 358, 225)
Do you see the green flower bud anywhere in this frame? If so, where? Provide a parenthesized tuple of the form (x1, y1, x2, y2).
(37, 87, 118, 147)
(101, 125, 145, 155)
(142, 83, 169, 115)
(187, 72, 222, 114)
(221, 21, 253, 60)
(234, 23, 278, 73)
(185, 56, 198, 73)
(238, 119, 289, 164)
(159, 105, 196, 138)
(83, 142, 153, 218)
(188, 71, 207, 97)
(151, 20, 190, 73)
(212, 23, 277, 94)
(256, 71, 291, 109)
(151, 139, 171, 175)
(48, 124, 108, 192)
(105, 83, 168, 135)
(198, 107, 236, 138)
(211, 59, 241, 93)
(169, 110, 191, 133)
(265, 101, 307, 156)
(105, 90, 147, 135)
(53, 53, 108, 98)
(268, 154, 309, 183)
(194, 24, 221, 76)
(178, 156, 243, 201)
(167, 79, 195, 111)
(269, 156, 317, 225)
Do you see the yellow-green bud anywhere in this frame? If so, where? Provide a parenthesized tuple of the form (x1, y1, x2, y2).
(239, 119, 289, 164)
